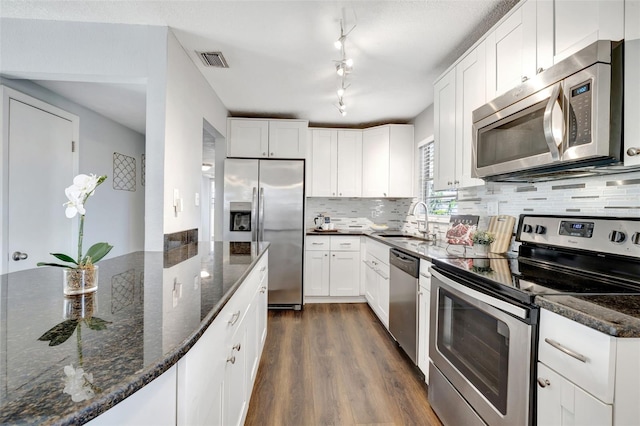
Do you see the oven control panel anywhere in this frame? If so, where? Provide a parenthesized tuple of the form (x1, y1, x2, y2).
(517, 215, 640, 258)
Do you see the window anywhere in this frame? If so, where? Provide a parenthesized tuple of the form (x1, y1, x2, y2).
(418, 138, 457, 216)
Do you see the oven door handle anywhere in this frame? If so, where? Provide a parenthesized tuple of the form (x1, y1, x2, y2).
(431, 269, 528, 320)
(543, 82, 563, 161)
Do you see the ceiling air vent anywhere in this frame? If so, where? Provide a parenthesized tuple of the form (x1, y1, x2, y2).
(198, 51, 229, 68)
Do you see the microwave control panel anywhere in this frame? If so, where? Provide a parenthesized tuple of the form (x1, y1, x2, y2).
(567, 79, 593, 147)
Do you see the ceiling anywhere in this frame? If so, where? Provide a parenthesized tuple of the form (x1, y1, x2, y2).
(0, 0, 518, 134)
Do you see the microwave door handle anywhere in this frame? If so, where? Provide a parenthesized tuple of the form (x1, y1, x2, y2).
(543, 82, 563, 161)
(251, 187, 258, 242)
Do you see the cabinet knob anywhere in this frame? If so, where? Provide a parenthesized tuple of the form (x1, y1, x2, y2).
(521, 75, 529, 82)
(332, 192, 336, 196)
(332, 254, 336, 257)
(270, 152, 274, 156)
(537, 377, 550, 388)
(12, 251, 28, 261)
(537, 67, 544, 74)
(262, 152, 267, 156)
(383, 193, 387, 197)
(454, 180, 459, 185)
(324, 254, 328, 257)
(233, 343, 242, 352)
(227, 355, 236, 364)
(627, 147, 640, 156)
(447, 181, 452, 185)
(339, 193, 342, 196)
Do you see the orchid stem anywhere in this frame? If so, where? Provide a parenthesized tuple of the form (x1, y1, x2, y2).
(77, 323, 83, 367)
(78, 215, 85, 266)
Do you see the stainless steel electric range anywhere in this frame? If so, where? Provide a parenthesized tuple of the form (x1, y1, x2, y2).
(428, 214, 640, 426)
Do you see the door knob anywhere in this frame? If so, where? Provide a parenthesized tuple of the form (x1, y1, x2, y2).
(12, 252, 28, 261)
(627, 147, 640, 156)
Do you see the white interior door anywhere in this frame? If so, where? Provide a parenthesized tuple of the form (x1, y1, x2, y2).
(7, 98, 75, 272)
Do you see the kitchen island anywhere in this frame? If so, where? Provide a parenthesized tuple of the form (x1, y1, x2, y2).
(0, 241, 269, 425)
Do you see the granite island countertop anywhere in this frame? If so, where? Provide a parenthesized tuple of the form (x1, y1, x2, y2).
(0, 241, 269, 425)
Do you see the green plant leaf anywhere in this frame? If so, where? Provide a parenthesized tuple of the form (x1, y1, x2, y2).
(36, 262, 74, 268)
(38, 319, 79, 346)
(50, 253, 78, 265)
(85, 317, 111, 331)
(82, 242, 113, 264)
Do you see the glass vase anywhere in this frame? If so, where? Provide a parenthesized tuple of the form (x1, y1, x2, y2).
(474, 243, 489, 256)
(63, 265, 99, 295)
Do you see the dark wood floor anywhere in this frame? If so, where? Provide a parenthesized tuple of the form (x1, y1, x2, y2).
(245, 303, 442, 426)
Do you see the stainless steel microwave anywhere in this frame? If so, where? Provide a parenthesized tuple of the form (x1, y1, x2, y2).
(472, 40, 623, 182)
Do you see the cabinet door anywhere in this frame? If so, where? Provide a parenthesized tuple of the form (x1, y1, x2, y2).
(553, 0, 624, 63)
(375, 261, 390, 328)
(224, 322, 248, 426)
(329, 251, 361, 296)
(364, 255, 378, 307)
(88, 366, 177, 426)
(625, 0, 640, 167)
(362, 126, 390, 197)
(388, 125, 415, 197)
(485, 0, 537, 98)
(304, 250, 330, 296)
(309, 129, 338, 196)
(433, 69, 456, 191)
(417, 261, 432, 383)
(268, 120, 308, 158)
(537, 362, 612, 426)
(455, 43, 486, 189)
(336, 130, 363, 197)
(228, 119, 269, 158)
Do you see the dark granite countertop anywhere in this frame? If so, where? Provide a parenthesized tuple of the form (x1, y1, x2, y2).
(535, 294, 640, 338)
(0, 241, 269, 425)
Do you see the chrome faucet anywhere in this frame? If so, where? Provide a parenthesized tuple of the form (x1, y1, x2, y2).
(410, 201, 433, 240)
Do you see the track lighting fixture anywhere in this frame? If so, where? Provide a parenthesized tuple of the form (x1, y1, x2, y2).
(332, 15, 356, 117)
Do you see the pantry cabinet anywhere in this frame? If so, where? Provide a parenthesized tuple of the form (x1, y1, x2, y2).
(227, 118, 308, 159)
(304, 236, 361, 299)
(307, 128, 362, 197)
(362, 124, 414, 198)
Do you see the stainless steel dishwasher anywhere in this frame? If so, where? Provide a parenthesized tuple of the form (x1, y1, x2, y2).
(389, 248, 420, 364)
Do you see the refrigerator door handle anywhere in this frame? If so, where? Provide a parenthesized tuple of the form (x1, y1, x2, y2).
(258, 187, 265, 242)
(251, 187, 258, 242)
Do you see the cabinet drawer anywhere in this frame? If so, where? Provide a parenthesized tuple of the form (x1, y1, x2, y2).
(330, 236, 361, 251)
(419, 259, 432, 290)
(538, 309, 616, 403)
(306, 236, 330, 251)
(366, 238, 390, 263)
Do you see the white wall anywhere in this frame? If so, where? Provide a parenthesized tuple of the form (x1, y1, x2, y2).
(163, 31, 228, 238)
(411, 104, 434, 143)
(0, 78, 145, 258)
(1, 18, 230, 251)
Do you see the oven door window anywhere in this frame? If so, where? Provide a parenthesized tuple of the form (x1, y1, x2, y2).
(437, 288, 509, 415)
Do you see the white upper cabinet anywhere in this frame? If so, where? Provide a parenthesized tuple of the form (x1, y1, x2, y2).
(362, 126, 390, 197)
(485, 0, 537, 98)
(388, 125, 415, 198)
(625, 0, 640, 166)
(553, 0, 624, 63)
(307, 128, 362, 197)
(433, 68, 458, 191)
(336, 130, 363, 197)
(362, 124, 414, 197)
(227, 118, 308, 159)
(455, 41, 486, 189)
(308, 129, 338, 196)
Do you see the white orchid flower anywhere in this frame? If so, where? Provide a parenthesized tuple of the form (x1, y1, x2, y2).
(64, 186, 86, 218)
(63, 364, 96, 402)
(72, 174, 101, 197)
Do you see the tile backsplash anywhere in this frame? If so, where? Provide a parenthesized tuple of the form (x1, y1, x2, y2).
(306, 169, 640, 251)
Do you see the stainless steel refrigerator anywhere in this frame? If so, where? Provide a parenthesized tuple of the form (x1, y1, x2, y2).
(223, 159, 304, 310)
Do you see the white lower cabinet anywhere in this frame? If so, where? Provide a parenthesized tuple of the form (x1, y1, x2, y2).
(176, 253, 268, 426)
(417, 259, 432, 384)
(304, 236, 361, 300)
(363, 252, 390, 327)
(537, 308, 640, 426)
(87, 365, 178, 426)
(537, 362, 612, 426)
